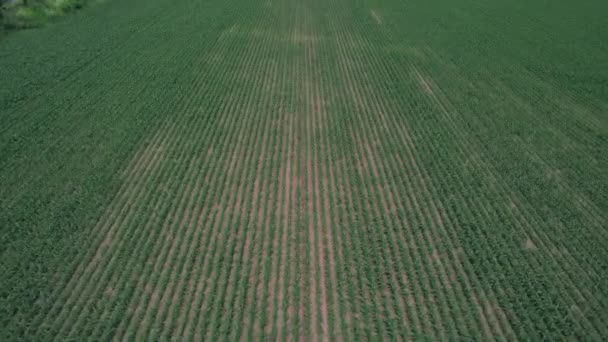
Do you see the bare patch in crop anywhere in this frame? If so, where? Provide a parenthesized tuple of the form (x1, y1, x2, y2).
(219, 24, 239, 40)
(104, 286, 115, 298)
(370, 10, 382, 25)
(525, 238, 537, 250)
(292, 29, 321, 44)
(415, 67, 436, 98)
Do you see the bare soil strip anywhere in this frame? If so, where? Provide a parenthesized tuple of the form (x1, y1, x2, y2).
(370, 10, 383, 25)
(274, 114, 292, 338)
(314, 64, 342, 341)
(134, 157, 207, 338)
(312, 86, 330, 341)
(234, 37, 282, 340)
(201, 55, 275, 340)
(264, 111, 293, 337)
(284, 115, 300, 340)
(187, 99, 258, 341)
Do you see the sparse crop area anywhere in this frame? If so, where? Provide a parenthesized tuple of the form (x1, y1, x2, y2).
(1, 0, 607, 340)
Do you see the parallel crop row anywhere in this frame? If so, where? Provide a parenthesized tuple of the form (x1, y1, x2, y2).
(2, 0, 606, 340)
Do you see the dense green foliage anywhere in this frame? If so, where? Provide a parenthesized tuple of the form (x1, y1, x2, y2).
(1, 0, 607, 339)
(1, 0, 88, 32)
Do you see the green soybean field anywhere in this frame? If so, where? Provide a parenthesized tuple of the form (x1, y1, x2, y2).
(1, 0, 607, 339)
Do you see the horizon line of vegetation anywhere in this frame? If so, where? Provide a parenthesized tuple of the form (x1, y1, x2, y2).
(1, 0, 93, 35)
